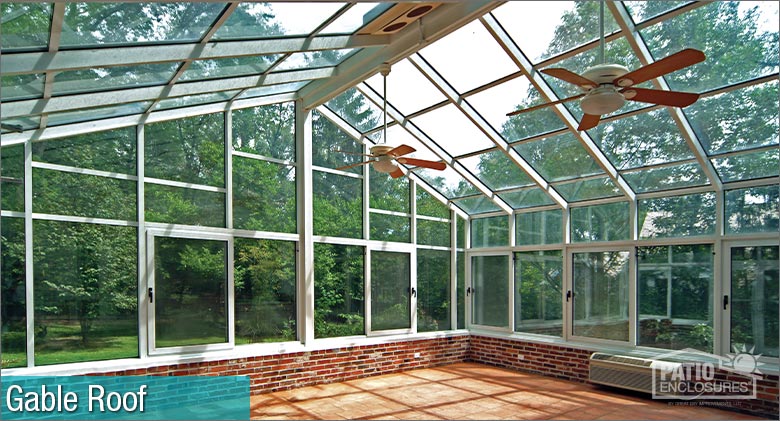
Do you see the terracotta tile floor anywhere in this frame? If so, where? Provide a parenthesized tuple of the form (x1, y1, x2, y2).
(250, 362, 765, 420)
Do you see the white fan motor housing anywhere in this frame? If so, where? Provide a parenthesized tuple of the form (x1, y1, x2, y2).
(580, 63, 630, 87)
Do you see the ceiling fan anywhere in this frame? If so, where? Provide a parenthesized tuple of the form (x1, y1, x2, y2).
(507, 1, 705, 131)
(336, 63, 446, 178)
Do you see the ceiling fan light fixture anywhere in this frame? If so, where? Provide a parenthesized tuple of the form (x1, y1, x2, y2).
(580, 86, 625, 115)
(373, 156, 398, 173)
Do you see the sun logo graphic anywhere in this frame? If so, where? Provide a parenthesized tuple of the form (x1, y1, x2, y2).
(651, 347, 764, 401)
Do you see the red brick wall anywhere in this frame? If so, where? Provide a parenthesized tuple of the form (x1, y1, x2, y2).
(468, 334, 779, 419)
(93, 335, 469, 394)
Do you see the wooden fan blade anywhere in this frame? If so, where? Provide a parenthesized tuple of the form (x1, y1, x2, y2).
(387, 144, 415, 157)
(389, 167, 405, 179)
(614, 48, 705, 87)
(397, 157, 446, 171)
(541, 68, 598, 89)
(335, 160, 374, 171)
(623, 87, 700, 107)
(507, 94, 585, 117)
(577, 113, 601, 131)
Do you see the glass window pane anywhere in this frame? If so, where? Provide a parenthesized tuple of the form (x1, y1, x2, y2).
(731, 245, 779, 358)
(571, 202, 630, 242)
(313, 171, 362, 238)
(371, 251, 411, 331)
(624, 1, 694, 23)
(33, 168, 137, 221)
(320, 3, 392, 35)
(457, 251, 465, 328)
(471, 216, 509, 248)
(419, 21, 517, 93)
(554, 177, 622, 202)
(145, 184, 225, 228)
(499, 188, 556, 210)
(214, 2, 344, 40)
(516, 210, 562, 246)
(47, 102, 152, 127)
(1, 2, 52, 51)
(33, 127, 136, 174)
(61, 2, 225, 47)
(413, 166, 479, 199)
(493, 1, 620, 64)
(369, 213, 410, 243)
(364, 59, 446, 116)
(237, 81, 311, 100)
(370, 174, 409, 212)
(515, 250, 563, 337)
(275, 49, 357, 72)
(312, 110, 366, 172)
(712, 148, 779, 183)
(34, 221, 137, 365)
(416, 188, 449, 219)
(154, 237, 227, 348)
(234, 238, 296, 344)
(460, 150, 534, 191)
(417, 249, 451, 332)
(1, 116, 40, 133)
(154, 91, 241, 112)
(622, 162, 710, 193)
(417, 219, 450, 248)
(233, 103, 295, 161)
(641, 1, 779, 93)
(314, 243, 365, 338)
(412, 104, 495, 157)
(639, 193, 716, 239)
(324, 88, 383, 134)
(1, 74, 45, 101)
(52, 63, 179, 96)
(638, 245, 714, 353)
(573, 251, 630, 342)
(1, 144, 25, 212)
(591, 109, 694, 170)
(514, 133, 603, 182)
(144, 112, 225, 187)
(453, 195, 502, 215)
(471, 255, 509, 328)
(725, 185, 780, 235)
(180, 55, 281, 82)
(470, 77, 567, 143)
(686, 81, 779, 155)
(233, 157, 295, 233)
(1, 217, 26, 368)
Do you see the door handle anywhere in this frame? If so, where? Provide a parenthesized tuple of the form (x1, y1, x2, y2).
(148, 287, 154, 304)
(723, 295, 729, 310)
(409, 287, 417, 297)
(566, 290, 574, 302)
(466, 287, 474, 296)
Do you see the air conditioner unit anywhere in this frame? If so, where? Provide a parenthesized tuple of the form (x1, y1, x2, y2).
(358, 3, 442, 35)
(589, 352, 683, 394)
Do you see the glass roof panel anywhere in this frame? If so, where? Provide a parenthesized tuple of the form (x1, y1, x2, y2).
(1, 116, 40, 133)
(622, 162, 709, 193)
(319, 3, 392, 35)
(412, 104, 495, 157)
(52, 63, 180, 97)
(369, 125, 439, 162)
(640, 1, 779, 93)
(1, 73, 45, 101)
(554, 177, 622, 202)
(452, 195, 501, 215)
(364, 60, 446, 116)
(418, 20, 517, 94)
(492, 1, 620, 65)
(236, 81, 310, 100)
(624, 1, 694, 24)
(590, 108, 693, 170)
(412, 166, 479, 199)
(214, 2, 344, 40)
(513, 132, 603, 182)
(685, 80, 779, 155)
(274, 49, 357, 72)
(459, 150, 535, 191)
(712, 148, 780, 183)
(153, 91, 241, 111)
(179, 55, 281, 82)
(47, 101, 153, 127)
(60, 3, 226, 48)
(1, 2, 52, 52)
(325, 87, 382, 133)
(498, 188, 555, 210)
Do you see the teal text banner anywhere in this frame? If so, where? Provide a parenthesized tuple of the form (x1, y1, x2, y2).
(1, 375, 249, 420)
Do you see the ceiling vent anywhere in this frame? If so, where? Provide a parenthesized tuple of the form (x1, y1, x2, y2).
(358, 3, 442, 35)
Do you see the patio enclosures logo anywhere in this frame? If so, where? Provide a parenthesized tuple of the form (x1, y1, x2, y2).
(651, 347, 763, 400)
